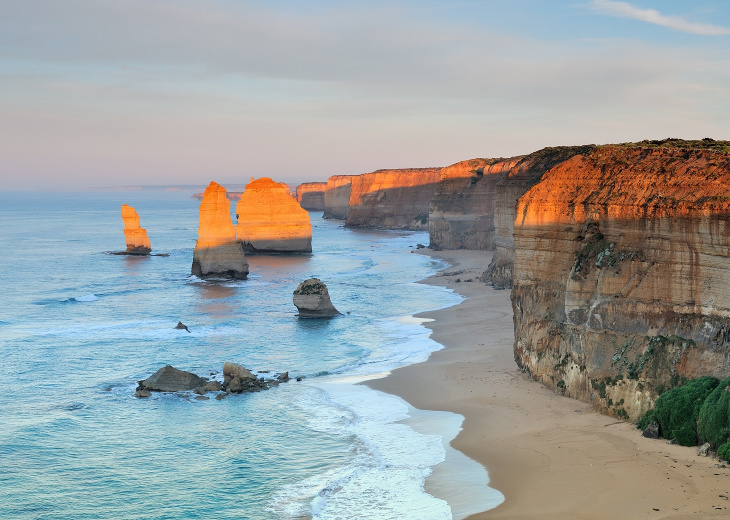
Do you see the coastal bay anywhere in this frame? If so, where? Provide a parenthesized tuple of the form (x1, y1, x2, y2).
(368, 249, 730, 519)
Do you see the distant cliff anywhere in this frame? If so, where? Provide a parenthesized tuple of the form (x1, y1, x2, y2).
(344, 168, 441, 229)
(323, 175, 354, 220)
(296, 182, 326, 210)
(428, 158, 518, 250)
(510, 139, 730, 420)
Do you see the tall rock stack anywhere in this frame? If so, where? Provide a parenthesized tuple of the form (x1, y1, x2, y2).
(121, 204, 151, 255)
(192, 181, 249, 279)
(236, 177, 312, 253)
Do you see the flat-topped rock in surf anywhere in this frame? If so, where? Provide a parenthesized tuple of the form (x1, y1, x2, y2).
(236, 177, 312, 253)
(192, 181, 249, 279)
(121, 204, 151, 255)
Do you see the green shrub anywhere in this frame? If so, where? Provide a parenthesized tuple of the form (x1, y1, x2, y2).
(652, 376, 719, 446)
(698, 376, 730, 447)
(636, 409, 655, 430)
(718, 442, 730, 462)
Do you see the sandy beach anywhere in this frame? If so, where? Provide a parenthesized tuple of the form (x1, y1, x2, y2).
(367, 249, 730, 520)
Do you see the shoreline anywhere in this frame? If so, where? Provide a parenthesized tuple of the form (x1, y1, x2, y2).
(366, 249, 730, 519)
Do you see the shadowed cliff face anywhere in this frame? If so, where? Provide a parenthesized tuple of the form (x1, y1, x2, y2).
(296, 182, 326, 210)
(236, 177, 312, 253)
(345, 168, 441, 229)
(323, 175, 353, 219)
(428, 158, 519, 250)
(511, 142, 730, 419)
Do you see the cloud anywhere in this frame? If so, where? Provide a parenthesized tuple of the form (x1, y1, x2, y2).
(590, 0, 730, 36)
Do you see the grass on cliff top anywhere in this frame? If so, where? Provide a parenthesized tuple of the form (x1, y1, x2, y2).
(613, 137, 730, 153)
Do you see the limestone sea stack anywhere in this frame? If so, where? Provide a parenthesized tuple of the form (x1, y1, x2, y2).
(293, 278, 340, 317)
(192, 181, 249, 279)
(121, 204, 151, 255)
(236, 177, 312, 253)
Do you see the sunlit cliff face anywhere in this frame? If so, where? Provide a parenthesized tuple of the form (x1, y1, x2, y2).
(121, 204, 151, 253)
(510, 144, 730, 420)
(236, 177, 312, 253)
(192, 181, 248, 278)
(347, 168, 441, 206)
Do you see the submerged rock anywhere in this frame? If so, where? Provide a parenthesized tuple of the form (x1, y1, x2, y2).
(293, 278, 340, 318)
(121, 204, 152, 255)
(137, 365, 208, 393)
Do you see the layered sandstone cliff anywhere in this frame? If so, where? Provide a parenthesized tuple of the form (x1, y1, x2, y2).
(236, 177, 312, 253)
(121, 204, 151, 254)
(482, 146, 596, 288)
(192, 181, 249, 279)
(296, 182, 326, 210)
(323, 175, 354, 219)
(345, 168, 441, 229)
(511, 140, 730, 420)
(428, 158, 519, 250)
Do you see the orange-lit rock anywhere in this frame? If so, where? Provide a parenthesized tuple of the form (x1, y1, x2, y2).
(192, 181, 248, 279)
(235, 177, 312, 253)
(510, 140, 730, 420)
(482, 146, 595, 288)
(345, 168, 441, 229)
(323, 175, 354, 219)
(121, 204, 151, 255)
(428, 158, 518, 250)
(296, 182, 326, 210)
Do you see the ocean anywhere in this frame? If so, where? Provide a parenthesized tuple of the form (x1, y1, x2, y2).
(0, 189, 503, 519)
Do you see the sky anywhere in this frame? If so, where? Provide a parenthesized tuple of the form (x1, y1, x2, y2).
(1, 0, 729, 190)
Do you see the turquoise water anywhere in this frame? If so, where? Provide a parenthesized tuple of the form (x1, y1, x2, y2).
(0, 190, 502, 519)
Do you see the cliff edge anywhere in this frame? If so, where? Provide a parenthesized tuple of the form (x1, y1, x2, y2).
(511, 139, 730, 420)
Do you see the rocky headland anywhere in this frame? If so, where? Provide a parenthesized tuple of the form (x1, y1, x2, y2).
(428, 158, 518, 250)
(323, 175, 355, 220)
(192, 181, 249, 279)
(508, 139, 730, 420)
(345, 168, 441, 229)
(296, 182, 326, 210)
(236, 177, 312, 253)
(120, 204, 152, 255)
